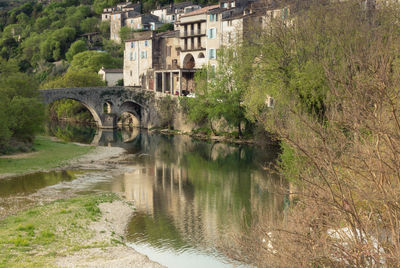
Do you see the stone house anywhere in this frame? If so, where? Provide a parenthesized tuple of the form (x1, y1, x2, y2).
(102, 1, 141, 22)
(123, 31, 155, 88)
(124, 14, 162, 31)
(98, 67, 123, 86)
(123, 30, 196, 95)
(151, 1, 202, 24)
(177, 5, 220, 71)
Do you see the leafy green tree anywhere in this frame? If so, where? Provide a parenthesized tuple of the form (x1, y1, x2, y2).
(156, 23, 174, 33)
(80, 17, 99, 33)
(70, 50, 121, 72)
(119, 26, 134, 43)
(41, 69, 105, 89)
(0, 62, 45, 150)
(93, 0, 124, 14)
(66, 40, 87, 62)
(99, 20, 110, 38)
(184, 48, 250, 137)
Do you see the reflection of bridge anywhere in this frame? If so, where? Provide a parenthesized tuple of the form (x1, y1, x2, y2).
(40, 87, 158, 129)
(91, 128, 141, 149)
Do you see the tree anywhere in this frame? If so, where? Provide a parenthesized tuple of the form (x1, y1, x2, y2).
(66, 40, 87, 62)
(41, 69, 105, 89)
(184, 48, 251, 137)
(238, 1, 400, 266)
(156, 23, 174, 33)
(0, 62, 44, 151)
(80, 17, 99, 33)
(69, 50, 121, 72)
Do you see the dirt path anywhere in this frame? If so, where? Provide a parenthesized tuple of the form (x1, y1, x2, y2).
(54, 200, 165, 268)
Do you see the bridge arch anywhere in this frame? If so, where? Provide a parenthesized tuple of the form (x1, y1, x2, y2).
(49, 97, 103, 128)
(119, 101, 143, 127)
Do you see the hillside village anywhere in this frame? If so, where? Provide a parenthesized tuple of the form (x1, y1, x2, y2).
(100, 0, 289, 96)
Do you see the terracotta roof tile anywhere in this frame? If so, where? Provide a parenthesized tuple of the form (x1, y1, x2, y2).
(180, 4, 219, 18)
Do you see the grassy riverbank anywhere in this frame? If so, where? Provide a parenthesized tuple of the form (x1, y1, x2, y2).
(0, 194, 119, 267)
(0, 136, 93, 176)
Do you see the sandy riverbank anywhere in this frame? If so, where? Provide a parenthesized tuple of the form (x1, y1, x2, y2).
(54, 200, 164, 268)
(0, 144, 126, 179)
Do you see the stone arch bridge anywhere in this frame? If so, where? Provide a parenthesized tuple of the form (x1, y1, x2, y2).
(40, 87, 160, 129)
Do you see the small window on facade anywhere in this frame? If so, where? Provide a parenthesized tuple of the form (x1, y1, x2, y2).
(131, 41, 134, 48)
(208, 28, 216, 39)
(209, 48, 216, 59)
(211, 65, 216, 73)
(130, 52, 133, 60)
(130, 70, 132, 76)
(209, 14, 214, 22)
(145, 40, 148, 47)
(134, 52, 136, 60)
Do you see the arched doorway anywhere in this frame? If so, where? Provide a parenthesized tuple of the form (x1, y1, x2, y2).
(183, 53, 195, 69)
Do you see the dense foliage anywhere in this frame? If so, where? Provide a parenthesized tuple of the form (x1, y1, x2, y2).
(221, 1, 400, 266)
(0, 59, 45, 154)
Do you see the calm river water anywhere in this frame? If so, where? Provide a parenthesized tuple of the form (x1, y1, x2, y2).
(1, 123, 285, 267)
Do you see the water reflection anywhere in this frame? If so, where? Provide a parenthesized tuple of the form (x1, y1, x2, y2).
(22, 123, 284, 266)
(0, 171, 78, 198)
(100, 133, 284, 266)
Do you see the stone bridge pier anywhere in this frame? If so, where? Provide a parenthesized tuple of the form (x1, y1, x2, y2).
(39, 87, 157, 129)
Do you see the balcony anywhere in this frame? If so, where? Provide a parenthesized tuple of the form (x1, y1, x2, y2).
(180, 29, 206, 38)
(181, 45, 205, 52)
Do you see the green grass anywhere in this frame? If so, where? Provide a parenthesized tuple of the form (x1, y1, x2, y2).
(0, 193, 118, 268)
(0, 136, 94, 175)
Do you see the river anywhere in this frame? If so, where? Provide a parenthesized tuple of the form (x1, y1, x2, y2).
(1, 123, 286, 267)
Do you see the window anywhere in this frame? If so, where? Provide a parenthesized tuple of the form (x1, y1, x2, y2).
(134, 52, 136, 60)
(130, 70, 132, 76)
(130, 52, 133, 60)
(172, 15, 175, 20)
(209, 14, 217, 22)
(167, 46, 171, 56)
(117, 14, 120, 19)
(223, 3, 228, 8)
(211, 65, 216, 73)
(144, 40, 148, 47)
(209, 48, 216, 59)
(141, 51, 147, 59)
(131, 41, 134, 48)
(208, 28, 217, 39)
(131, 19, 133, 24)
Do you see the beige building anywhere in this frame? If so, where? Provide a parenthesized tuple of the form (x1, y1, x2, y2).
(151, 1, 202, 24)
(177, 5, 219, 70)
(123, 31, 155, 88)
(98, 67, 123, 86)
(124, 14, 161, 31)
(102, 1, 141, 22)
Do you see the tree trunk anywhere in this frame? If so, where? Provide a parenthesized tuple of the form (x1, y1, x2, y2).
(209, 120, 217, 135)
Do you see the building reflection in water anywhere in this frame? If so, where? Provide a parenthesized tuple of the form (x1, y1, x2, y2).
(107, 134, 285, 258)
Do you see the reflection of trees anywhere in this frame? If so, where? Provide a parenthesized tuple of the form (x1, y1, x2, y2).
(0, 170, 77, 197)
(126, 211, 190, 250)
(46, 122, 96, 144)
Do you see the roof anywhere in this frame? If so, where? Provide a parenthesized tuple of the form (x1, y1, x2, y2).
(180, 4, 219, 18)
(101, 68, 123, 73)
(125, 31, 154, 42)
(161, 1, 194, 9)
(156, 30, 179, 38)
